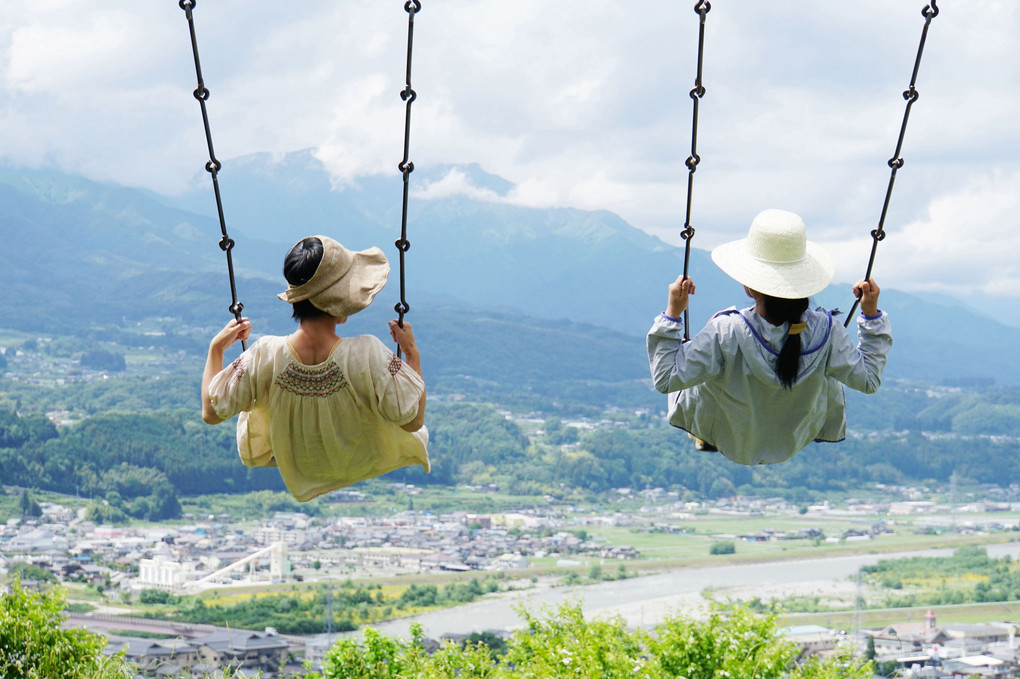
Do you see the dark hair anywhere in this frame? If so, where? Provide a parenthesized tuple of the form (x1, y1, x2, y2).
(763, 295, 810, 389)
(283, 237, 328, 321)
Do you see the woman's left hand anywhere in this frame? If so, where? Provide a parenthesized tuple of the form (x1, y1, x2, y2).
(388, 320, 419, 361)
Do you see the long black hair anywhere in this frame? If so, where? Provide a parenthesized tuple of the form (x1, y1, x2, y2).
(283, 237, 328, 320)
(763, 295, 810, 389)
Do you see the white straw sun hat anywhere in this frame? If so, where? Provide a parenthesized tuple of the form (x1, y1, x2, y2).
(710, 209, 835, 299)
(277, 235, 390, 317)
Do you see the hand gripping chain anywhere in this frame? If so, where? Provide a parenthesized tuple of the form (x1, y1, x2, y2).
(395, 0, 421, 357)
(679, 1, 711, 340)
(178, 0, 246, 349)
(845, 1, 939, 326)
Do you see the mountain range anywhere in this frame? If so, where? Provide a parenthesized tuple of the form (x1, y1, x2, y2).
(0, 152, 1017, 387)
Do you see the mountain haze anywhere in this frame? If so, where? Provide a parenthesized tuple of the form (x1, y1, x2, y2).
(1, 155, 1018, 387)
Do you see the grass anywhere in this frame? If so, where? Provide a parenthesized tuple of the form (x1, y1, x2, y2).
(582, 516, 1019, 567)
(779, 600, 1020, 629)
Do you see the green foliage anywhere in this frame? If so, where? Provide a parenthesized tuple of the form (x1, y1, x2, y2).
(648, 604, 793, 678)
(156, 578, 504, 634)
(6, 561, 56, 584)
(0, 409, 286, 506)
(0, 580, 135, 679)
(408, 402, 531, 485)
(3, 374, 1020, 504)
(18, 489, 41, 517)
(709, 540, 736, 555)
(0, 408, 57, 448)
(139, 589, 177, 605)
(862, 546, 1020, 608)
(544, 417, 578, 445)
(79, 349, 126, 372)
(318, 601, 872, 678)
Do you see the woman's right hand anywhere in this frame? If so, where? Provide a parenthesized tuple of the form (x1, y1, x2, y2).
(210, 317, 251, 352)
(666, 275, 695, 318)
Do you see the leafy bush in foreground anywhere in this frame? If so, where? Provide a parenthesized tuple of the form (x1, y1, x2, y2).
(0, 580, 134, 679)
(316, 601, 873, 678)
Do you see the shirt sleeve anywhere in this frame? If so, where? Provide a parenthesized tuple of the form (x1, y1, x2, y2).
(366, 337, 426, 426)
(646, 312, 727, 394)
(207, 343, 257, 421)
(825, 312, 893, 393)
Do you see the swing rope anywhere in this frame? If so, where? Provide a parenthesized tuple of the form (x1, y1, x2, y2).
(178, 0, 246, 350)
(845, 0, 939, 326)
(394, 0, 421, 358)
(680, 1, 711, 341)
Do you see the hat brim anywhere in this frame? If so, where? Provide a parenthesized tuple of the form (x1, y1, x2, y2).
(277, 239, 390, 317)
(711, 239, 834, 299)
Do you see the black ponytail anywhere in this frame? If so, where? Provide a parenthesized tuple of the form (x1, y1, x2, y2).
(283, 237, 328, 320)
(763, 295, 810, 389)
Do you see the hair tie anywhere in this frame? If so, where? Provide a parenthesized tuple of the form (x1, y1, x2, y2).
(788, 322, 807, 336)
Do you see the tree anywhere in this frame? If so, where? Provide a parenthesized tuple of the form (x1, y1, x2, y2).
(8, 561, 56, 583)
(19, 489, 42, 518)
(79, 349, 126, 372)
(0, 580, 135, 678)
(709, 476, 737, 499)
(710, 541, 736, 555)
(317, 601, 874, 678)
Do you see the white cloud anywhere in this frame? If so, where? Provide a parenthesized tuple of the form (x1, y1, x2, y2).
(412, 168, 501, 203)
(0, 0, 1017, 301)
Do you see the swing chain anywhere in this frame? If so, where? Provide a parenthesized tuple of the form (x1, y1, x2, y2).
(179, 0, 246, 349)
(679, 0, 711, 341)
(394, 0, 420, 357)
(845, 0, 938, 326)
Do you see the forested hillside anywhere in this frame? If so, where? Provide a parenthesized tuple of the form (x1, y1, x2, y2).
(3, 369, 1019, 518)
(1, 161, 1019, 516)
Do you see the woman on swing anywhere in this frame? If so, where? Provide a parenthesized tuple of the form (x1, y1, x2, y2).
(647, 209, 892, 465)
(201, 236, 429, 501)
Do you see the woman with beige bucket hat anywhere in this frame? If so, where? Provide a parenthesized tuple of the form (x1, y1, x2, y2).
(647, 209, 892, 465)
(201, 236, 428, 501)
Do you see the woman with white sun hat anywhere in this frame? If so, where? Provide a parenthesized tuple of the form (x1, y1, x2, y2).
(647, 209, 892, 465)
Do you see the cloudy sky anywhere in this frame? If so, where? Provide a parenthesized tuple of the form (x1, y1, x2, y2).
(2, 1, 1017, 313)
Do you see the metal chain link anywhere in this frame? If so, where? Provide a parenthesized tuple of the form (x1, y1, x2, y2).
(178, 0, 246, 349)
(395, 0, 421, 357)
(845, 0, 939, 326)
(679, 0, 711, 340)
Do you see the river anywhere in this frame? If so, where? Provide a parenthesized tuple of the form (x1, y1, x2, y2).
(338, 542, 1020, 640)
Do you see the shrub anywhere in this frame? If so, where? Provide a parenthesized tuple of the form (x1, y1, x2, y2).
(709, 540, 736, 555)
(0, 580, 134, 679)
(319, 601, 874, 679)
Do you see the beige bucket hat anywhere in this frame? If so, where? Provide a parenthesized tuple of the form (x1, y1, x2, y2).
(710, 209, 835, 299)
(277, 235, 390, 317)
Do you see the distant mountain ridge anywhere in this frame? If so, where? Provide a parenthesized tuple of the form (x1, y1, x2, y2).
(1, 155, 1018, 386)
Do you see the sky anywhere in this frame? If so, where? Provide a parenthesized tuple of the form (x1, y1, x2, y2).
(1, 1, 1018, 312)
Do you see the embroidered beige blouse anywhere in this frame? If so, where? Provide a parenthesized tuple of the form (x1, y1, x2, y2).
(207, 334, 429, 501)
